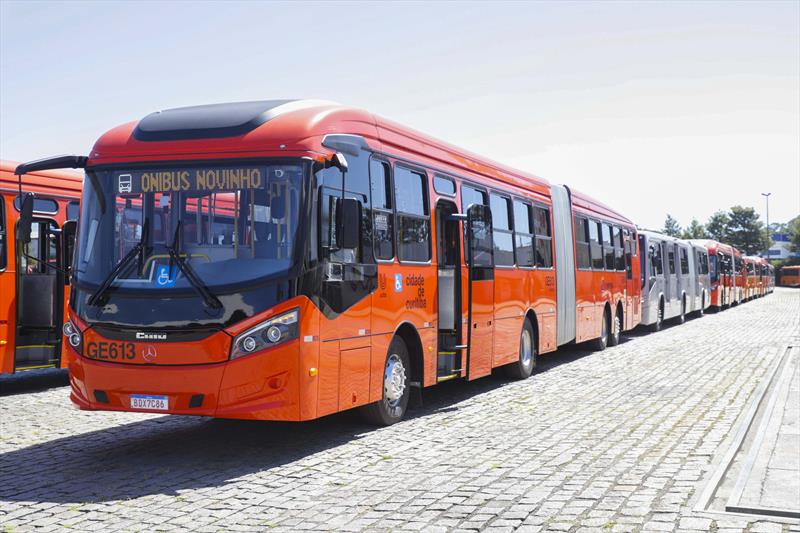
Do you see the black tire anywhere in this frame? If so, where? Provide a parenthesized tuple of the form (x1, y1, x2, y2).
(592, 309, 609, 351)
(505, 319, 536, 379)
(677, 297, 686, 324)
(649, 302, 663, 332)
(608, 307, 622, 347)
(360, 336, 410, 426)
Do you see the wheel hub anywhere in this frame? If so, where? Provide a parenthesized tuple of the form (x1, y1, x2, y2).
(384, 354, 406, 404)
(520, 329, 533, 367)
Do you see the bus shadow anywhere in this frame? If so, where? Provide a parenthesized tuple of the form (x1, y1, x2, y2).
(0, 368, 69, 396)
(0, 345, 599, 505)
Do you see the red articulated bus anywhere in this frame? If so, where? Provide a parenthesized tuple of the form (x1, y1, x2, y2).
(689, 239, 737, 309)
(1, 160, 82, 373)
(15, 100, 641, 424)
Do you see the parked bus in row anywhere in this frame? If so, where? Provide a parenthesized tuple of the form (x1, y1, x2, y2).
(14, 100, 643, 424)
(688, 239, 738, 309)
(743, 255, 758, 300)
(638, 231, 710, 331)
(766, 263, 775, 293)
(0, 160, 81, 373)
(779, 265, 799, 287)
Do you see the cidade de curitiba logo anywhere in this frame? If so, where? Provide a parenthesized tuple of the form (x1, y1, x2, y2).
(135, 332, 167, 341)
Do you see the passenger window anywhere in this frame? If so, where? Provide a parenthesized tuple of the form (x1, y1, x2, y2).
(394, 166, 430, 262)
(601, 223, 614, 270)
(589, 220, 603, 270)
(433, 175, 456, 196)
(370, 159, 394, 260)
(613, 226, 624, 271)
(575, 215, 591, 270)
(490, 193, 514, 266)
(680, 247, 689, 275)
(462, 186, 487, 263)
(0, 199, 5, 271)
(668, 245, 676, 274)
(652, 243, 664, 276)
(534, 206, 552, 268)
(513, 200, 534, 267)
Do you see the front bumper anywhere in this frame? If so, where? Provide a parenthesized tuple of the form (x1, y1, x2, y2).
(68, 340, 302, 421)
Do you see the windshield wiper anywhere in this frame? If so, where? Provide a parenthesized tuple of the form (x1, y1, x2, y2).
(165, 221, 223, 310)
(88, 219, 149, 306)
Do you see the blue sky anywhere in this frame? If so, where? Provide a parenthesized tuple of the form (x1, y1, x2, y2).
(1, 1, 798, 229)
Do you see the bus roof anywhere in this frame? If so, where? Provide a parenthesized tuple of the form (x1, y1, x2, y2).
(88, 99, 631, 222)
(687, 239, 739, 255)
(1, 159, 83, 199)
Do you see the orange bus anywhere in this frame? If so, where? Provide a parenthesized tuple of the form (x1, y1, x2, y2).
(743, 255, 758, 300)
(690, 239, 736, 308)
(766, 262, 775, 293)
(15, 100, 641, 424)
(1, 160, 82, 373)
(779, 265, 799, 287)
(733, 247, 745, 305)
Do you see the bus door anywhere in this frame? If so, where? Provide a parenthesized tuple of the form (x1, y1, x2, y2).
(623, 229, 638, 328)
(435, 201, 463, 382)
(465, 204, 493, 380)
(14, 217, 64, 370)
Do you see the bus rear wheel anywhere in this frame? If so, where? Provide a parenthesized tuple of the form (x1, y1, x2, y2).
(505, 319, 536, 379)
(360, 336, 410, 426)
(608, 307, 622, 347)
(649, 303, 663, 332)
(592, 310, 609, 351)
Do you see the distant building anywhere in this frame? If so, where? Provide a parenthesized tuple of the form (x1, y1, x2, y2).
(764, 233, 799, 260)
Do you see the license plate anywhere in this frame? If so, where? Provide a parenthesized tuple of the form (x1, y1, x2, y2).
(130, 394, 168, 411)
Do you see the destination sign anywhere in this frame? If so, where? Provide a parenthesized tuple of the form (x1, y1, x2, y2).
(114, 167, 264, 194)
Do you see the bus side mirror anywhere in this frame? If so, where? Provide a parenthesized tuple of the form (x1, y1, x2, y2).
(325, 152, 349, 171)
(336, 197, 360, 250)
(16, 193, 34, 244)
(61, 220, 77, 282)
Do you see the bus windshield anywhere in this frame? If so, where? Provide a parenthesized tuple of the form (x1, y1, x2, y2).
(75, 161, 304, 294)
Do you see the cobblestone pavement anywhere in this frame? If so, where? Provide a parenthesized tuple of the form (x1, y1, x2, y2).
(1, 289, 798, 533)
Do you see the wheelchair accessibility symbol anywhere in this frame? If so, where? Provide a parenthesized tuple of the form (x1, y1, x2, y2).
(155, 265, 176, 288)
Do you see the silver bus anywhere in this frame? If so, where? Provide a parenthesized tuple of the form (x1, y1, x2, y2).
(638, 231, 710, 331)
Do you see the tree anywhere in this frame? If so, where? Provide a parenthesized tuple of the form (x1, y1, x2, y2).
(662, 214, 681, 237)
(788, 215, 800, 253)
(725, 205, 770, 254)
(682, 218, 707, 239)
(706, 211, 730, 242)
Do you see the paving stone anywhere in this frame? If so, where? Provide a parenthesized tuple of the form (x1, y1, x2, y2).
(0, 289, 795, 532)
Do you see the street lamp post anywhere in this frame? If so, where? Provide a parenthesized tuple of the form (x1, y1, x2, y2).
(762, 192, 771, 257)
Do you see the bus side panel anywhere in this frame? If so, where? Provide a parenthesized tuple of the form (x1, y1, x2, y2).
(550, 185, 576, 346)
(492, 268, 525, 368)
(0, 194, 14, 374)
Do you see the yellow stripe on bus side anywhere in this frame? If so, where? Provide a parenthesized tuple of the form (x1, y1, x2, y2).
(15, 345, 57, 349)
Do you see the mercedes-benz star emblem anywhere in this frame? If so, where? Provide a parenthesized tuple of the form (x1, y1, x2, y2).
(142, 345, 157, 363)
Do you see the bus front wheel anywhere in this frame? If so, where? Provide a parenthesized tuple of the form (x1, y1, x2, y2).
(360, 336, 410, 426)
(505, 319, 536, 379)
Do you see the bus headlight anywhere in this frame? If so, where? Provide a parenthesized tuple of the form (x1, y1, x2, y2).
(231, 308, 299, 359)
(63, 319, 82, 351)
